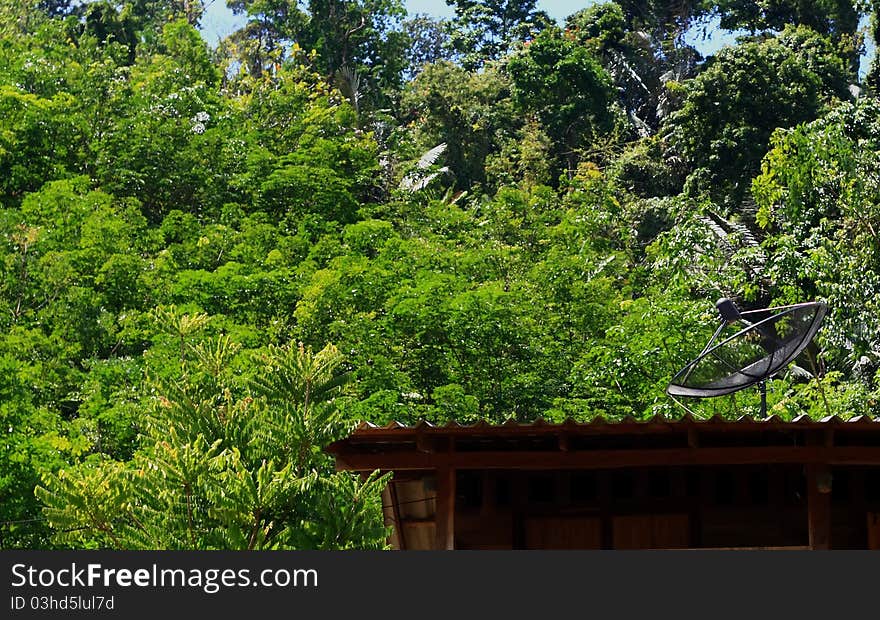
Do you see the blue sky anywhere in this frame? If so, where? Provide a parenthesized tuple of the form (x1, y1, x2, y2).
(199, 0, 738, 51)
(201, 0, 586, 40)
(405, 0, 584, 19)
(199, 0, 872, 77)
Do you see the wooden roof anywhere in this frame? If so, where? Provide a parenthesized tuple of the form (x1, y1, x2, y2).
(327, 414, 880, 472)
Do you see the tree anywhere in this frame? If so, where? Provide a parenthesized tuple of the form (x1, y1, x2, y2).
(401, 61, 517, 190)
(91, 19, 224, 220)
(78, 1, 139, 64)
(237, 62, 381, 220)
(614, 0, 704, 43)
(709, 0, 863, 75)
(227, 0, 407, 106)
(444, 0, 552, 70)
(0, 351, 84, 548)
(711, 0, 858, 33)
(867, 1, 880, 91)
(752, 99, 880, 377)
(402, 13, 452, 78)
(507, 28, 620, 180)
(566, 2, 701, 133)
(38, 329, 389, 549)
(125, 0, 205, 29)
(666, 25, 851, 208)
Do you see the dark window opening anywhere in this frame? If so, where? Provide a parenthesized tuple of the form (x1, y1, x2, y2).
(714, 470, 736, 505)
(784, 469, 807, 505)
(456, 471, 482, 509)
(748, 470, 769, 505)
(611, 470, 634, 500)
(495, 477, 511, 507)
(648, 470, 671, 498)
(831, 470, 850, 502)
(571, 472, 598, 503)
(685, 468, 701, 497)
(529, 475, 555, 504)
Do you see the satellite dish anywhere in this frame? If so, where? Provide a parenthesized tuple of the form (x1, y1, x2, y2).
(667, 299, 828, 415)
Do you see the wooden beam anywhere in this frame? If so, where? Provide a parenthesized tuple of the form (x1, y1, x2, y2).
(807, 464, 832, 550)
(334, 446, 880, 472)
(824, 429, 835, 448)
(558, 433, 570, 452)
(435, 466, 455, 550)
(381, 486, 398, 550)
(416, 434, 435, 453)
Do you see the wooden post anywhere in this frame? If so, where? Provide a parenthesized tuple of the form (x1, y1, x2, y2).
(599, 471, 613, 550)
(807, 464, 832, 550)
(388, 479, 407, 551)
(511, 474, 528, 549)
(435, 465, 456, 550)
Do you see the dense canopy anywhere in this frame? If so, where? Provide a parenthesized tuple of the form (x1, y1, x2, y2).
(1, 0, 879, 550)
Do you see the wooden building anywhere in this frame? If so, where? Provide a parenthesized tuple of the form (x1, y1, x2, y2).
(326, 415, 880, 550)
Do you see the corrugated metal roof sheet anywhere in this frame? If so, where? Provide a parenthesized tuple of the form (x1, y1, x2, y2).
(350, 413, 880, 435)
(328, 413, 880, 472)
(325, 414, 880, 453)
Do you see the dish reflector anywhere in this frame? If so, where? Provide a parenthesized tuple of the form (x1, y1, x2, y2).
(667, 301, 827, 398)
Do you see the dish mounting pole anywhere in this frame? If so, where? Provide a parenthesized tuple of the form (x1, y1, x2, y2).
(759, 381, 767, 418)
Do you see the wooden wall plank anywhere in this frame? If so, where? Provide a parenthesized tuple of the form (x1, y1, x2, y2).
(434, 466, 456, 550)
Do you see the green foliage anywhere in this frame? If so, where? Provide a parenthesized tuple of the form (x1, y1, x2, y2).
(566, 3, 626, 48)
(607, 137, 685, 199)
(227, 0, 407, 106)
(752, 99, 880, 375)
(402, 61, 517, 189)
(402, 14, 453, 76)
(614, 0, 704, 38)
(566, 3, 702, 134)
(38, 337, 389, 549)
(507, 28, 621, 179)
(711, 0, 859, 34)
(444, 0, 553, 70)
(484, 119, 553, 188)
(0, 86, 78, 201)
(0, 0, 877, 550)
(667, 25, 851, 207)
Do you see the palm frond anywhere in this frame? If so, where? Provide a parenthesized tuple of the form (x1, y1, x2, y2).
(337, 65, 362, 112)
(398, 143, 449, 192)
(417, 143, 447, 169)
